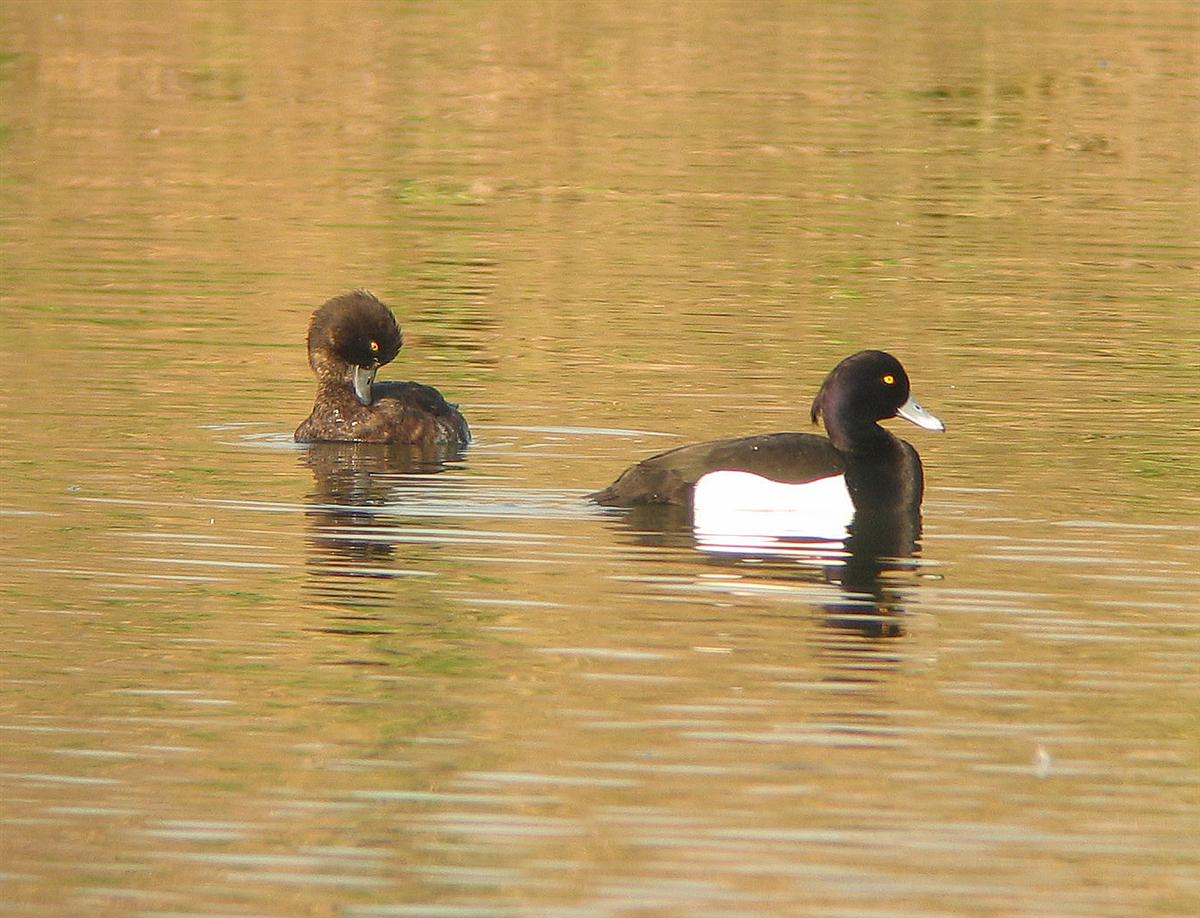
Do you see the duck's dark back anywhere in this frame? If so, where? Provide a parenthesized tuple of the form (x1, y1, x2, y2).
(589, 432, 843, 506)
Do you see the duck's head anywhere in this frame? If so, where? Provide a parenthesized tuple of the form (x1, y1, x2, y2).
(306, 290, 403, 404)
(810, 350, 944, 448)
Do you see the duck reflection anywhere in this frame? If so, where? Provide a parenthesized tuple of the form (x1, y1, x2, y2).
(613, 502, 925, 641)
(300, 442, 466, 615)
(821, 506, 922, 639)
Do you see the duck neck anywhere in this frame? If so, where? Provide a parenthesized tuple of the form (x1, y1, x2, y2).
(312, 345, 350, 384)
(825, 408, 894, 455)
(311, 352, 360, 402)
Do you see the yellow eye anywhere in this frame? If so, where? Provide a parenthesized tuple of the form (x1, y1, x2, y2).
(882, 374, 895, 385)
(369, 340, 380, 353)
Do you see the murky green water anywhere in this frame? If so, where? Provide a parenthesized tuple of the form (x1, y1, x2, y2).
(2, 2, 1198, 915)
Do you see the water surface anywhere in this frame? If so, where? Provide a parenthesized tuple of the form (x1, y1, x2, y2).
(1, 2, 1198, 915)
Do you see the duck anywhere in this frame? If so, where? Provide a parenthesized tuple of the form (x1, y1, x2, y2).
(586, 350, 944, 518)
(295, 290, 470, 447)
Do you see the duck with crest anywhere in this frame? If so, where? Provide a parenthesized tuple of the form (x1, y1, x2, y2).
(587, 350, 944, 526)
(295, 290, 470, 447)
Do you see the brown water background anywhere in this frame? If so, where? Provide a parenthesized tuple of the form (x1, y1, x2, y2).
(1, 2, 1198, 915)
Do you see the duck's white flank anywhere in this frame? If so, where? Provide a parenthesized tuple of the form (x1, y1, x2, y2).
(692, 470, 856, 545)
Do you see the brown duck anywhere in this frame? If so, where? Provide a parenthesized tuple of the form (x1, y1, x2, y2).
(295, 291, 470, 447)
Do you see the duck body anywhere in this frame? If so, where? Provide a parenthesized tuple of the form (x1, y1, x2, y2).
(295, 291, 470, 447)
(587, 350, 942, 519)
(588, 432, 844, 506)
(295, 378, 470, 445)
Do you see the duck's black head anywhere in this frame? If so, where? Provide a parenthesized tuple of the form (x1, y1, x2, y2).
(810, 350, 944, 451)
(306, 291, 403, 404)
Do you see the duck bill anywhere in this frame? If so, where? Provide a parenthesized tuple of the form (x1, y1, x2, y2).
(353, 364, 378, 405)
(897, 395, 945, 432)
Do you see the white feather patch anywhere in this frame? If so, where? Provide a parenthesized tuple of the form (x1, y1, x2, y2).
(692, 470, 855, 554)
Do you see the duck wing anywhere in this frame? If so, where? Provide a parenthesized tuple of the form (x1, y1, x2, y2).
(588, 432, 842, 506)
(371, 381, 471, 445)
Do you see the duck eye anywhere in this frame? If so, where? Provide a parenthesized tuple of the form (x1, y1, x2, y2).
(882, 374, 895, 385)
(369, 340, 380, 353)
